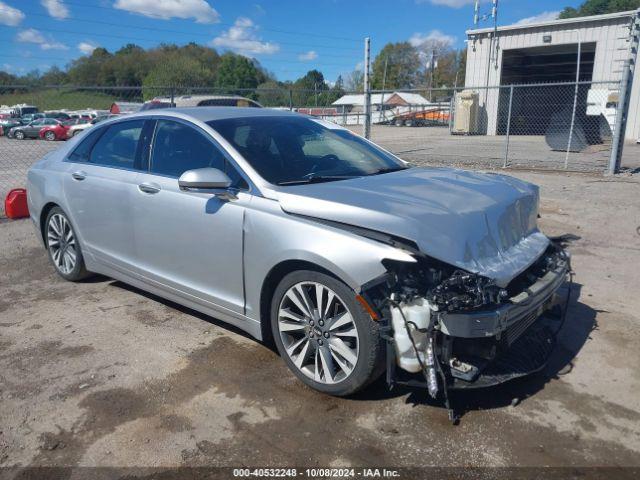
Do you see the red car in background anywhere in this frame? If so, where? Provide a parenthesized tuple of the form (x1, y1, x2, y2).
(39, 118, 90, 141)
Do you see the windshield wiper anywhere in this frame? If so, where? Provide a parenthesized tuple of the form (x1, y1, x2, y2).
(368, 166, 409, 176)
(277, 175, 357, 186)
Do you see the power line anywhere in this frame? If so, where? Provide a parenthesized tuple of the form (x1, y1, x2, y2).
(0, 53, 357, 68)
(3, 24, 362, 54)
(0, 9, 363, 52)
(22, 1, 362, 43)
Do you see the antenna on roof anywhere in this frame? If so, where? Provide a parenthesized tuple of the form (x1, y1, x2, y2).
(473, 0, 499, 26)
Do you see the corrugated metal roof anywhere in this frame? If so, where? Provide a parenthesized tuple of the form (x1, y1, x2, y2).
(467, 9, 636, 35)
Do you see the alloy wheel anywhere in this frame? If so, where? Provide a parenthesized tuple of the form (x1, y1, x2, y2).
(47, 213, 77, 275)
(278, 282, 360, 384)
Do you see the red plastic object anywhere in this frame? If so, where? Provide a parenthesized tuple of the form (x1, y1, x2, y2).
(5, 188, 29, 219)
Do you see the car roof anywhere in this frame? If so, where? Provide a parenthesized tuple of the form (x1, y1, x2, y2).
(129, 106, 299, 123)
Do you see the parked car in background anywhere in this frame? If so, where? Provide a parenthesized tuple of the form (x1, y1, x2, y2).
(44, 111, 71, 121)
(140, 99, 176, 111)
(12, 104, 39, 117)
(66, 114, 118, 138)
(142, 95, 262, 110)
(0, 118, 23, 136)
(39, 119, 88, 141)
(8, 118, 61, 139)
(20, 113, 45, 124)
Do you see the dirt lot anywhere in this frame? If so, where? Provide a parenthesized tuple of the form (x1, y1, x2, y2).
(1, 168, 640, 476)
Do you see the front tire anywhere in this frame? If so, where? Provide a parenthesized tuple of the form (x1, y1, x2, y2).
(271, 270, 384, 396)
(44, 131, 56, 141)
(15, 131, 25, 140)
(45, 207, 91, 281)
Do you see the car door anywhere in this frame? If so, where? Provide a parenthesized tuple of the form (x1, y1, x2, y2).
(133, 118, 250, 315)
(26, 119, 45, 137)
(63, 119, 153, 271)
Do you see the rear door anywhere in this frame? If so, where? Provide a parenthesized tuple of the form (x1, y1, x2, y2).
(26, 119, 46, 137)
(63, 119, 154, 270)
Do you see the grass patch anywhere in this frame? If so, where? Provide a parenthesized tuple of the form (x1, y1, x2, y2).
(0, 88, 143, 112)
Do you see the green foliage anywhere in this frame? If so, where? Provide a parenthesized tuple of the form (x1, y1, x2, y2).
(256, 81, 289, 107)
(143, 54, 216, 100)
(559, 0, 640, 18)
(0, 88, 117, 111)
(370, 41, 466, 90)
(287, 70, 344, 107)
(371, 42, 423, 89)
(215, 53, 266, 92)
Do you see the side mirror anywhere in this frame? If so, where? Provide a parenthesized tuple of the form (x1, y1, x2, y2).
(178, 168, 237, 200)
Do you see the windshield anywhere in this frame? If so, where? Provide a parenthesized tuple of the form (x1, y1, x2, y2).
(207, 116, 406, 185)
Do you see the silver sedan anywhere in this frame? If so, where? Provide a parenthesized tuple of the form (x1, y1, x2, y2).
(27, 108, 569, 405)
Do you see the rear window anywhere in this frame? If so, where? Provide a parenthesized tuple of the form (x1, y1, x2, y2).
(87, 120, 145, 170)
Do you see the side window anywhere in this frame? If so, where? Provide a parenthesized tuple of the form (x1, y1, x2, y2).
(68, 127, 106, 163)
(89, 120, 145, 170)
(150, 120, 226, 177)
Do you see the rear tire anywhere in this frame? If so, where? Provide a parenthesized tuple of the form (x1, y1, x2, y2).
(44, 207, 91, 281)
(15, 131, 25, 140)
(271, 270, 384, 396)
(44, 131, 56, 141)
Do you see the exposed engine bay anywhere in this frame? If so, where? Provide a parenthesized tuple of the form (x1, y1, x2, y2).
(363, 242, 571, 423)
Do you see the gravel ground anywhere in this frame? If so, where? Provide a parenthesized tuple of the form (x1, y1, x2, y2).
(0, 168, 639, 477)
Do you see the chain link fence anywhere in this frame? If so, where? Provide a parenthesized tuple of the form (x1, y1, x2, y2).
(1, 81, 636, 216)
(364, 80, 632, 172)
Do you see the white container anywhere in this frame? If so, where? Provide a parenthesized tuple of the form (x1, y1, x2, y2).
(390, 298, 432, 373)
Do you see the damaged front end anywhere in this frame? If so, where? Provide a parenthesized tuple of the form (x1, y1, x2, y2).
(363, 242, 571, 422)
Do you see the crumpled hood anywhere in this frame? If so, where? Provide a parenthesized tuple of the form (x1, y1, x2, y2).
(274, 167, 549, 287)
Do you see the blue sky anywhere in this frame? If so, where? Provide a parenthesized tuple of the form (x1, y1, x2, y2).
(0, 0, 583, 82)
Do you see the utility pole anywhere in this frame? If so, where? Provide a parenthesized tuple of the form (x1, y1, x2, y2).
(363, 37, 371, 139)
(609, 9, 639, 175)
(380, 56, 388, 123)
(565, 29, 582, 169)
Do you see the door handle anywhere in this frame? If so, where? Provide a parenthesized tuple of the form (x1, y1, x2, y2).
(71, 171, 86, 181)
(138, 183, 161, 194)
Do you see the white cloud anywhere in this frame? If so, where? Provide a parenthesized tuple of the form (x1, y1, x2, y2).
(114, 0, 219, 24)
(298, 50, 317, 61)
(16, 28, 68, 50)
(211, 17, 279, 55)
(16, 29, 46, 44)
(409, 30, 456, 48)
(78, 41, 98, 55)
(41, 0, 69, 19)
(514, 11, 560, 26)
(0, 1, 25, 26)
(417, 0, 476, 8)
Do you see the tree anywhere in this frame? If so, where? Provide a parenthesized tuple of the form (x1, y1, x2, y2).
(292, 70, 330, 106)
(256, 80, 288, 107)
(345, 69, 364, 91)
(371, 42, 423, 90)
(143, 54, 216, 100)
(559, 0, 640, 18)
(215, 53, 265, 91)
(40, 66, 68, 85)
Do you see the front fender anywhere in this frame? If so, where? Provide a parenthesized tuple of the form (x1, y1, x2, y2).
(243, 196, 415, 322)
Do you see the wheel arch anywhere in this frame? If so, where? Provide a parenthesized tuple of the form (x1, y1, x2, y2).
(39, 202, 60, 244)
(258, 259, 342, 346)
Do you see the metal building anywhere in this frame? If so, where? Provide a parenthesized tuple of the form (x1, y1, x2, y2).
(465, 10, 639, 142)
